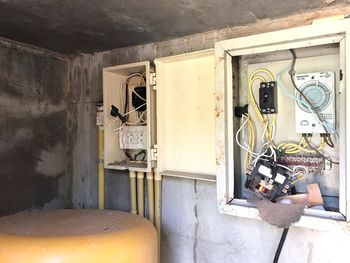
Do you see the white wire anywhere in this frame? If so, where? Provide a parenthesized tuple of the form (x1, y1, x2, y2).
(236, 115, 277, 168)
(133, 89, 146, 102)
(270, 115, 276, 141)
(123, 103, 146, 116)
(252, 142, 273, 166)
(292, 165, 308, 172)
(113, 123, 125, 134)
(126, 111, 147, 125)
(236, 116, 256, 155)
(261, 121, 269, 143)
(276, 163, 293, 172)
(270, 145, 277, 162)
(119, 73, 145, 115)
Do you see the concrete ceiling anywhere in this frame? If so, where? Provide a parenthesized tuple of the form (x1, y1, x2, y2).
(0, 0, 344, 54)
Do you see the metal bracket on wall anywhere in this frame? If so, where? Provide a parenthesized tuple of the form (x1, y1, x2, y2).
(150, 145, 158, 161)
(150, 72, 157, 90)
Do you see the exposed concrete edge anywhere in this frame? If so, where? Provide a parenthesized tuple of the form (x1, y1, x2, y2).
(87, 3, 350, 58)
(0, 35, 69, 61)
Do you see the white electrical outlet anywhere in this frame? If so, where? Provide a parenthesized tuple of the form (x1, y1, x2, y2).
(119, 125, 147, 149)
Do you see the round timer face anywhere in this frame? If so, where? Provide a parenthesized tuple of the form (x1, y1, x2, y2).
(297, 80, 331, 113)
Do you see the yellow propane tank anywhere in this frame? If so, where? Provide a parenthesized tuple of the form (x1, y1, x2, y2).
(0, 209, 157, 263)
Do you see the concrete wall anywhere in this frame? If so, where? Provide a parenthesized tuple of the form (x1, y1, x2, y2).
(0, 38, 71, 216)
(71, 6, 350, 263)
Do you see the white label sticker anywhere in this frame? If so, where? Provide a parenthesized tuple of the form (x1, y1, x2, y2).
(258, 165, 272, 178)
(275, 173, 286, 184)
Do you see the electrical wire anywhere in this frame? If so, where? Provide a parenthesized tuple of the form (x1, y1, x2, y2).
(277, 136, 325, 154)
(236, 114, 274, 172)
(133, 89, 146, 102)
(291, 174, 305, 185)
(243, 115, 255, 172)
(117, 73, 147, 163)
(126, 111, 147, 125)
(248, 69, 277, 146)
(304, 138, 339, 165)
(123, 103, 147, 116)
(273, 228, 289, 263)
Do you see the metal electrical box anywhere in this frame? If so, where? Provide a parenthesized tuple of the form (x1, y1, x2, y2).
(215, 19, 350, 229)
(103, 50, 216, 180)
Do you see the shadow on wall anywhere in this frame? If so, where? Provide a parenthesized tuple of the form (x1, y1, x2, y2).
(0, 40, 71, 216)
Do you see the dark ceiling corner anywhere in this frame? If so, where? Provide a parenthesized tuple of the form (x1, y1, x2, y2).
(0, 0, 346, 54)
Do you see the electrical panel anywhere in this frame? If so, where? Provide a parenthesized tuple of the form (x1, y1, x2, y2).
(216, 20, 350, 227)
(295, 71, 335, 134)
(103, 50, 216, 179)
(103, 62, 156, 172)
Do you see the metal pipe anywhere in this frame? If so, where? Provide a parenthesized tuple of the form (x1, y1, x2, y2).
(129, 171, 137, 215)
(146, 171, 155, 224)
(98, 127, 105, 210)
(137, 172, 145, 217)
(154, 169, 162, 263)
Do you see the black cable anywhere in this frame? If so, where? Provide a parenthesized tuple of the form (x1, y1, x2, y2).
(273, 228, 289, 263)
(134, 150, 146, 161)
(324, 134, 335, 148)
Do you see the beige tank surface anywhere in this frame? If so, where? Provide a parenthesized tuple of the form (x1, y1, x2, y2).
(0, 209, 157, 263)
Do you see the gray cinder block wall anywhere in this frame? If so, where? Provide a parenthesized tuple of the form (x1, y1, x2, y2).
(70, 5, 350, 263)
(0, 38, 72, 216)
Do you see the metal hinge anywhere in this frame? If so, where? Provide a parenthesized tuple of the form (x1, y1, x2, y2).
(150, 72, 157, 90)
(150, 145, 158, 161)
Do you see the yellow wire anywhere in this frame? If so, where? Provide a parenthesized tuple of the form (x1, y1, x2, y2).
(278, 137, 325, 154)
(248, 76, 267, 123)
(265, 114, 276, 146)
(291, 174, 304, 185)
(278, 137, 305, 154)
(249, 68, 275, 82)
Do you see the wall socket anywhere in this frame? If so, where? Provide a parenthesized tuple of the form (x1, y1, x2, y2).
(119, 125, 147, 150)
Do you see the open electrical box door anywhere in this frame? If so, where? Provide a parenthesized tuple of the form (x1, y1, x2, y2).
(103, 50, 216, 180)
(215, 19, 350, 228)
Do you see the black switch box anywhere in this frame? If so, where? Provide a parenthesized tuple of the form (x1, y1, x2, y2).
(259, 81, 277, 114)
(132, 86, 147, 111)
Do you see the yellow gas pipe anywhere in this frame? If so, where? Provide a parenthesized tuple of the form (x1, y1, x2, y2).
(129, 171, 137, 215)
(98, 127, 105, 210)
(137, 172, 145, 217)
(154, 169, 162, 263)
(147, 171, 155, 224)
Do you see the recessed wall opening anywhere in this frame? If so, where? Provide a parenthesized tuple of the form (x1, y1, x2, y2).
(216, 23, 349, 224)
(230, 44, 342, 217)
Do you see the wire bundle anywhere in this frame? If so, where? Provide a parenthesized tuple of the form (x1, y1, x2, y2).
(236, 51, 338, 176)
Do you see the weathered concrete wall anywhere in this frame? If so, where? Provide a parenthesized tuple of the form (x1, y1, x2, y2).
(0, 37, 71, 216)
(71, 6, 350, 263)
